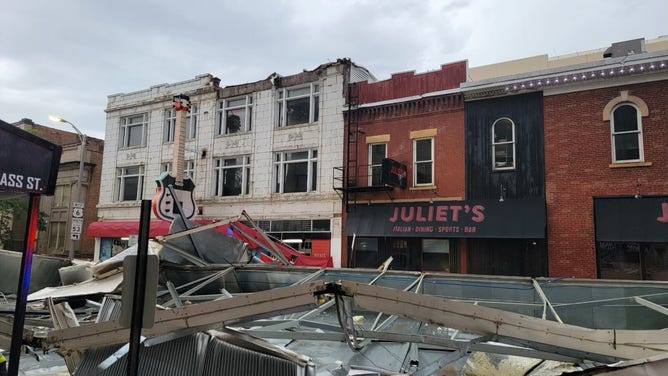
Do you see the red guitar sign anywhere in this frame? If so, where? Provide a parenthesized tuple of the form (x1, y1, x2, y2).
(153, 94, 196, 221)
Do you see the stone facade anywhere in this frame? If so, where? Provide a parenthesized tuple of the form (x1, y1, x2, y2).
(97, 61, 374, 266)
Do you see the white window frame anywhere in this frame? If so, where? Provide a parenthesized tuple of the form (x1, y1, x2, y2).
(115, 165, 144, 201)
(161, 160, 195, 180)
(163, 104, 198, 142)
(277, 84, 320, 127)
(413, 138, 433, 186)
(368, 143, 387, 186)
(217, 95, 253, 135)
(492, 117, 516, 170)
(120, 114, 148, 148)
(274, 149, 318, 193)
(610, 103, 644, 163)
(213, 156, 250, 196)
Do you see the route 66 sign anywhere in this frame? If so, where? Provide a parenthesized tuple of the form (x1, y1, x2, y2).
(72, 202, 84, 218)
(72, 207, 84, 218)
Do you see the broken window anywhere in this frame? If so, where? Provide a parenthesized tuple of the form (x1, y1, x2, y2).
(214, 156, 250, 196)
(274, 150, 318, 193)
(277, 84, 319, 127)
(217, 96, 252, 135)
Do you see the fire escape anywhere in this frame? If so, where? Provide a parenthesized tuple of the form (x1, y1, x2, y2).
(334, 82, 393, 213)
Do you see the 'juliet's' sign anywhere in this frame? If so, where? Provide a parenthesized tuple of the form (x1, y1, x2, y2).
(346, 198, 546, 239)
(0, 120, 61, 195)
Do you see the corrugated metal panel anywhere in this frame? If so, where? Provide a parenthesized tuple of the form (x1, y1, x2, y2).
(74, 329, 307, 375)
(203, 337, 298, 376)
(96, 296, 123, 323)
(74, 332, 209, 375)
(78, 298, 307, 375)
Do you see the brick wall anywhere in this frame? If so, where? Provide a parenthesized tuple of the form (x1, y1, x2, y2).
(544, 79, 668, 278)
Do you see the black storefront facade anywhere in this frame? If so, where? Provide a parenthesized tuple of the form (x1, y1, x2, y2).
(346, 198, 546, 274)
(594, 196, 668, 280)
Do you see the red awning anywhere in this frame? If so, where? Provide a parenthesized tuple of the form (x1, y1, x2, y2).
(86, 220, 223, 238)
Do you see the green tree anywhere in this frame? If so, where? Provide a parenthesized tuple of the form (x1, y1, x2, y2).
(0, 197, 48, 249)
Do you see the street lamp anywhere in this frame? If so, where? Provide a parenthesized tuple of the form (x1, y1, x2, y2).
(49, 115, 87, 259)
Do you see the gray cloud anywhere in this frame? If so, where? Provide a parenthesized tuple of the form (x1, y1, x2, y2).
(0, 0, 666, 139)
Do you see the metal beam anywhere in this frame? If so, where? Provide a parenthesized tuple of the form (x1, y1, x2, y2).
(634, 296, 668, 317)
(338, 281, 668, 361)
(532, 278, 563, 323)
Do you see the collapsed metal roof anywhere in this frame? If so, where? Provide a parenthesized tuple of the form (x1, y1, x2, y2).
(6, 217, 668, 375)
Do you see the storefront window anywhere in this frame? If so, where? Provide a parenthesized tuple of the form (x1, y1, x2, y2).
(597, 242, 668, 280)
(423, 239, 450, 272)
(353, 237, 379, 268)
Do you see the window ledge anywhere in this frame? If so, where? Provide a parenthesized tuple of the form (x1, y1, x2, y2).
(410, 185, 437, 191)
(609, 161, 652, 168)
(275, 122, 316, 130)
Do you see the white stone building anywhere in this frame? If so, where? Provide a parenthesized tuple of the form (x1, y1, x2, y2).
(90, 60, 374, 266)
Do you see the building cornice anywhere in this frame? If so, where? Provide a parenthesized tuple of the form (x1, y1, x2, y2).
(462, 51, 668, 100)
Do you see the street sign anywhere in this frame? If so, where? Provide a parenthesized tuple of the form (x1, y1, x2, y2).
(71, 217, 83, 240)
(72, 202, 84, 218)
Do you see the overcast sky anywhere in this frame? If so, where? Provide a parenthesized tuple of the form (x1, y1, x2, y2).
(1, 0, 666, 139)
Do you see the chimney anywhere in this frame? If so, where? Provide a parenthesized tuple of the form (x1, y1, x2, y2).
(603, 38, 646, 58)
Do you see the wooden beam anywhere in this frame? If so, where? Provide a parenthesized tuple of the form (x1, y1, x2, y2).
(48, 280, 326, 351)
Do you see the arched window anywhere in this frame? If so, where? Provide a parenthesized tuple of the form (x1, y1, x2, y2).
(492, 118, 515, 170)
(610, 103, 643, 163)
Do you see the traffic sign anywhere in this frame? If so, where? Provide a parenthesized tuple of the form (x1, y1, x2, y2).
(72, 202, 84, 218)
(71, 217, 83, 238)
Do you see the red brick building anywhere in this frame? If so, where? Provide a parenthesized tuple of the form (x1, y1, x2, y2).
(343, 37, 668, 280)
(14, 118, 104, 259)
(544, 76, 668, 279)
(462, 38, 668, 279)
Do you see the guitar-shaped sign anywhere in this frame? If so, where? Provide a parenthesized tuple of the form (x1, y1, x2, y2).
(153, 94, 197, 221)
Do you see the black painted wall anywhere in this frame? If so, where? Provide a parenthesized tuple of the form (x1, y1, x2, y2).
(464, 92, 547, 277)
(465, 92, 545, 200)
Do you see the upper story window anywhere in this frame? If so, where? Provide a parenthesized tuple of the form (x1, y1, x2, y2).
(611, 104, 643, 163)
(274, 149, 318, 193)
(120, 114, 148, 148)
(277, 84, 319, 127)
(48, 221, 66, 251)
(602, 91, 649, 165)
(413, 138, 433, 186)
(217, 96, 253, 135)
(492, 118, 515, 170)
(163, 104, 198, 142)
(214, 156, 250, 196)
(368, 143, 386, 186)
(52, 184, 71, 208)
(115, 165, 144, 201)
(161, 160, 195, 180)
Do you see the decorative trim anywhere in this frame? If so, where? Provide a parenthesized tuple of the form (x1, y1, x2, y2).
(410, 129, 437, 139)
(602, 91, 649, 121)
(366, 134, 390, 144)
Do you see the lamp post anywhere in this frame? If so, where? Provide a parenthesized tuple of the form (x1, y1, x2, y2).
(49, 115, 87, 259)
